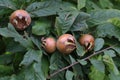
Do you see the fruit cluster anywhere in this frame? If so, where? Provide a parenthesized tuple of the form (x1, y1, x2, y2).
(40, 34, 94, 55)
(10, 10, 95, 55)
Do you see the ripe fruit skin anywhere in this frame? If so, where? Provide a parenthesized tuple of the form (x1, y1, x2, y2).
(56, 34, 76, 54)
(41, 37, 56, 54)
(10, 10, 31, 30)
(79, 34, 94, 50)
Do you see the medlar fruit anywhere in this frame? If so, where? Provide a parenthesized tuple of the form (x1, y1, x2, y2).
(41, 37, 56, 54)
(79, 34, 94, 50)
(10, 10, 31, 30)
(56, 34, 76, 54)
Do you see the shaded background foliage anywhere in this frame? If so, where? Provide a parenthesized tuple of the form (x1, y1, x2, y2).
(0, 0, 120, 80)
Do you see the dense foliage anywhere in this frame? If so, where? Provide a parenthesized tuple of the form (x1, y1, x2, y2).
(0, 0, 120, 80)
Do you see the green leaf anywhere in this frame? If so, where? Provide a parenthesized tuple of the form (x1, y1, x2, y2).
(96, 23, 120, 41)
(0, 0, 17, 10)
(76, 41, 85, 56)
(0, 54, 14, 65)
(94, 38, 104, 51)
(0, 23, 20, 37)
(26, 0, 61, 17)
(56, 10, 79, 34)
(114, 57, 120, 69)
(65, 70, 74, 80)
(104, 75, 110, 80)
(20, 63, 46, 80)
(0, 8, 12, 19)
(50, 52, 67, 80)
(50, 52, 66, 70)
(20, 49, 46, 80)
(72, 30, 86, 56)
(89, 66, 105, 80)
(104, 50, 116, 57)
(20, 49, 41, 66)
(104, 38, 120, 55)
(69, 55, 76, 63)
(108, 17, 120, 28)
(77, 0, 86, 10)
(30, 36, 41, 49)
(78, 59, 87, 65)
(86, 0, 100, 12)
(109, 71, 120, 80)
(26, 0, 77, 17)
(0, 76, 10, 80)
(0, 23, 34, 49)
(13, 53, 24, 72)
(90, 59, 105, 73)
(25, 64, 45, 80)
(32, 21, 50, 36)
(6, 39, 25, 53)
(41, 56, 49, 77)
(99, 0, 113, 8)
(103, 55, 119, 75)
(89, 9, 120, 26)
(55, 18, 63, 36)
(113, 45, 120, 55)
(0, 65, 14, 76)
(71, 12, 90, 31)
(10, 75, 17, 80)
(72, 63, 83, 79)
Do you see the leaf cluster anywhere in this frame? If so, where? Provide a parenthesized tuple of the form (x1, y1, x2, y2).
(0, 0, 120, 80)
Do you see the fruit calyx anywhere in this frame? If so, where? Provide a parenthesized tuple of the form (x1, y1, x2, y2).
(65, 37, 76, 51)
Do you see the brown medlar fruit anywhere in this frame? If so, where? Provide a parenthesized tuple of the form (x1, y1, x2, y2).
(10, 10, 31, 30)
(79, 34, 94, 50)
(41, 37, 56, 54)
(56, 34, 76, 54)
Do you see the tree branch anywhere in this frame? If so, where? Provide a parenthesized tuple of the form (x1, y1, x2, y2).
(47, 46, 114, 79)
